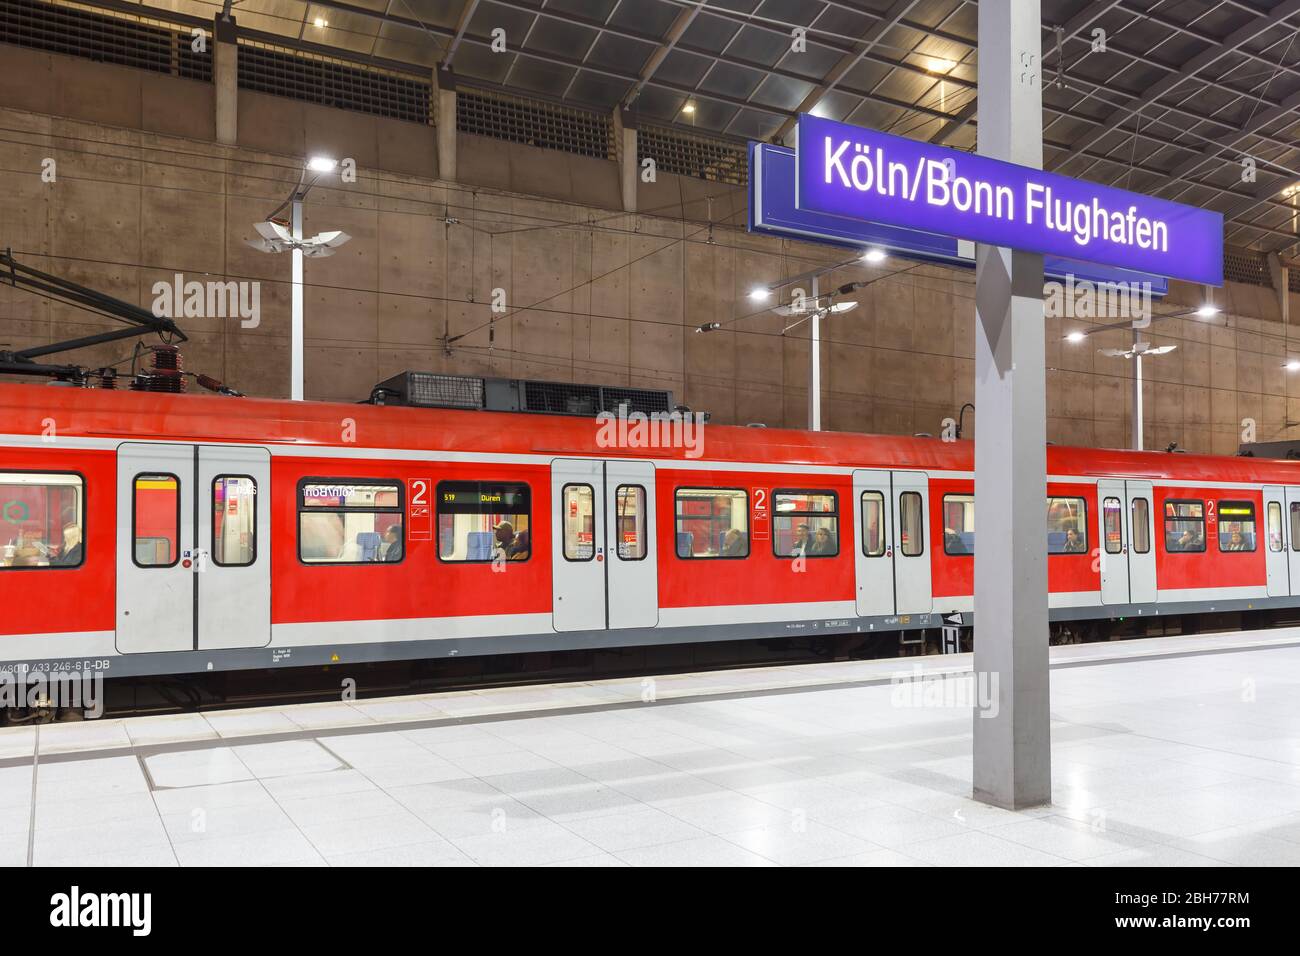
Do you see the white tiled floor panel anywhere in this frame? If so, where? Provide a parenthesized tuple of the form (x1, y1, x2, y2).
(1, 630, 1299, 865)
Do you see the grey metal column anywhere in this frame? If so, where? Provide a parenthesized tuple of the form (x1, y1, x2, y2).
(809, 274, 821, 431)
(971, 0, 1051, 810)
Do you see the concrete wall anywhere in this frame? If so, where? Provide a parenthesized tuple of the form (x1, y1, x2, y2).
(3, 44, 1300, 454)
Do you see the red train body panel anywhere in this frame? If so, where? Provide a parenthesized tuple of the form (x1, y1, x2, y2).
(2, 382, 1299, 677)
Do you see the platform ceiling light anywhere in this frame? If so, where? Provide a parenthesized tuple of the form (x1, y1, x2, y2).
(681, 102, 696, 115)
(306, 156, 337, 173)
(1066, 331, 1086, 343)
(1195, 304, 1220, 318)
(748, 287, 771, 302)
(927, 57, 957, 73)
(314, 17, 328, 28)
(1287, 360, 1300, 371)
(861, 248, 887, 264)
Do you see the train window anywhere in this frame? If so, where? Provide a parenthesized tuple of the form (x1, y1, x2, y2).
(1217, 501, 1256, 552)
(675, 488, 748, 558)
(212, 476, 256, 567)
(0, 472, 84, 570)
(132, 474, 179, 568)
(773, 490, 838, 558)
(1131, 498, 1151, 554)
(615, 485, 646, 560)
(1103, 498, 1123, 554)
(436, 481, 530, 563)
(562, 484, 596, 561)
(861, 491, 885, 557)
(1268, 502, 1284, 553)
(899, 492, 924, 556)
(942, 494, 974, 555)
(1164, 500, 1205, 553)
(1047, 497, 1088, 554)
(298, 480, 404, 564)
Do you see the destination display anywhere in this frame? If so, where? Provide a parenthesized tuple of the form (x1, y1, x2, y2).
(794, 115, 1223, 286)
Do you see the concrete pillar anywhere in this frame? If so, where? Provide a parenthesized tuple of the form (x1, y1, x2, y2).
(433, 66, 457, 183)
(613, 108, 637, 213)
(1268, 253, 1289, 324)
(213, 15, 237, 146)
(971, 0, 1052, 810)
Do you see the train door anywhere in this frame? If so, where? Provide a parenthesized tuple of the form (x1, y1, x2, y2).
(853, 469, 894, 617)
(606, 460, 658, 630)
(1286, 487, 1300, 598)
(1263, 485, 1290, 597)
(1126, 480, 1157, 604)
(117, 443, 195, 653)
(893, 471, 932, 615)
(197, 446, 271, 648)
(1098, 479, 1129, 604)
(551, 458, 659, 632)
(552, 458, 605, 631)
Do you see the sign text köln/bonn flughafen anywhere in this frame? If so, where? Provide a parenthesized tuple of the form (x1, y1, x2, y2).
(793, 114, 1224, 287)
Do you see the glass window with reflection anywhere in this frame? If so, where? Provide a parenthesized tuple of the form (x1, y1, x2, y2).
(773, 490, 838, 557)
(1268, 501, 1283, 553)
(299, 481, 404, 564)
(0, 472, 84, 569)
(615, 485, 646, 560)
(942, 494, 974, 555)
(1217, 501, 1256, 552)
(675, 488, 747, 558)
(1047, 497, 1088, 554)
(860, 491, 885, 557)
(436, 481, 530, 563)
(1164, 500, 1205, 553)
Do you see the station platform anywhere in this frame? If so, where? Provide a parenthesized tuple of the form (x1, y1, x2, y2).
(3, 628, 1300, 867)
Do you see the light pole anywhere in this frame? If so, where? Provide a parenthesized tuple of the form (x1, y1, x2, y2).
(1065, 302, 1219, 451)
(246, 156, 351, 401)
(709, 248, 883, 431)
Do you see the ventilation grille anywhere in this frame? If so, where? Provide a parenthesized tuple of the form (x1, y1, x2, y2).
(0, 0, 210, 80)
(638, 123, 748, 187)
(457, 86, 614, 160)
(523, 380, 601, 416)
(237, 39, 430, 124)
(372, 372, 672, 418)
(1224, 246, 1270, 287)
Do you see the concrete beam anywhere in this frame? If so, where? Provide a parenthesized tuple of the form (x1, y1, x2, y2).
(613, 108, 637, 213)
(433, 65, 457, 183)
(972, 0, 1052, 810)
(213, 15, 237, 146)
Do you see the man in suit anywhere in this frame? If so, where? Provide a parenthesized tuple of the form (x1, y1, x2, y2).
(379, 524, 403, 562)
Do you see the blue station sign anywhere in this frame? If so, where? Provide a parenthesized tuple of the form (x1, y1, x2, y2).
(749, 142, 1170, 294)
(792, 114, 1224, 286)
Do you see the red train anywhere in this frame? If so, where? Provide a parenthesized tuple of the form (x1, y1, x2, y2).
(3, 380, 1299, 679)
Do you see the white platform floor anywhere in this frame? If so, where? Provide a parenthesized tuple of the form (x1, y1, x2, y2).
(3, 629, 1300, 866)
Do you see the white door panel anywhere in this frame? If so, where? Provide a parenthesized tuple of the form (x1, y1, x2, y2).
(1264, 485, 1290, 598)
(198, 445, 271, 649)
(116, 442, 195, 653)
(853, 469, 893, 617)
(607, 460, 658, 629)
(552, 458, 605, 632)
(893, 471, 932, 615)
(1125, 480, 1157, 604)
(1098, 479, 1129, 605)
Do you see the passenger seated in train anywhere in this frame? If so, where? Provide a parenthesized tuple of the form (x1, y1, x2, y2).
(944, 527, 967, 554)
(51, 522, 82, 566)
(493, 520, 530, 561)
(791, 523, 811, 555)
(721, 528, 747, 556)
(1062, 528, 1086, 553)
(809, 527, 836, 555)
(1222, 530, 1248, 551)
(379, 524, 403, 562)
(1170, 528, 1204, 551)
